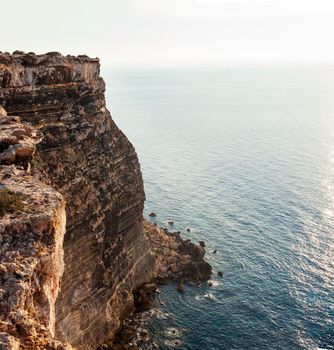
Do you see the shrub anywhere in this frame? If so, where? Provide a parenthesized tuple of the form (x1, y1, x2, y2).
(0, 189, 28, 217)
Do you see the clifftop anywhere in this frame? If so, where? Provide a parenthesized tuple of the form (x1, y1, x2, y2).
(0, 51, 99, 88)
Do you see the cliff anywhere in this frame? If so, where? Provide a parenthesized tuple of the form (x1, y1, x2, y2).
(0, 52, 211, 350)
(0, 114, 69, 349)
(0, 51, 158, 349)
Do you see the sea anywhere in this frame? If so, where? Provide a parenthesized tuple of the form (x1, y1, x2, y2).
(103, 64, 334, 350)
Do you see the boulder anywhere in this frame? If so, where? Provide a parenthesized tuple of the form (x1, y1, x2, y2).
(160, 267, 167, 274)
(170, 263, 178, 273)
(191, 245, 205, 261)
(177, 283, 185, 293)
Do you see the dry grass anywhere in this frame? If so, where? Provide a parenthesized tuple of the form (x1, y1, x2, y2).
(0, 189, 28, 217)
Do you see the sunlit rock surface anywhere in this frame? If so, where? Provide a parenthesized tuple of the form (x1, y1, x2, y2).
(0, 114, 69, 349)
(0, 52, 211, 349)
(0, 52, 156, 349)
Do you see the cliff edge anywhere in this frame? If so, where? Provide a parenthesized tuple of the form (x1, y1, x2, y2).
(0, 52, 211, 350)
(0, 51, 157, 349)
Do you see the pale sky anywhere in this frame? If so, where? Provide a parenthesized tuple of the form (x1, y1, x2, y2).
(2, 0, 334, 67)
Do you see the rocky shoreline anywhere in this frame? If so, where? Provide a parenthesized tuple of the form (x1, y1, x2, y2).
(97, 220, 212, 350)
(144, 220, 212, 285)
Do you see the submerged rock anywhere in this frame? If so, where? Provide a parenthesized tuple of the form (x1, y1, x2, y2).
(177, 283, 185, 293)
(165, 339, 182, 347)
(204, 293, 215, 301)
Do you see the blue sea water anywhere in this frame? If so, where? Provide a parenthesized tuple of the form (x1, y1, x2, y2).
(103, 65, 334, 350)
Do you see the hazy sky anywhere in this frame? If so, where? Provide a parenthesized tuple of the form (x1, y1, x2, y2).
(2, 0, 334, 67)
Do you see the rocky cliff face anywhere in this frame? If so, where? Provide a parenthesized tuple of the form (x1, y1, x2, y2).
(0, 52, 157, 349)
(0, 52, 211, 350)
(0, 114, 69, 349)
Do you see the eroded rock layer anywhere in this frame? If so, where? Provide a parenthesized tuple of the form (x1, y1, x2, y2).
(0, 52, 212, 350)
(0, 115, 69, 349)
(0, 52, 154, 349)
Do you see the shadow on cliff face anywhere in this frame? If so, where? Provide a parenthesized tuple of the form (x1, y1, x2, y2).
(97, 220, 212, 350)
(0, 52, 212, 350)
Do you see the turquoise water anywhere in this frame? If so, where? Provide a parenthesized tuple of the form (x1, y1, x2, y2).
(104, 65, 334, 350)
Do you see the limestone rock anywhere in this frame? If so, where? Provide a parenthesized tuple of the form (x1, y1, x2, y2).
(0, 52, 212, 350)
(0, 116, 41, 167)
(0, 166, 69, 349)
(0, 52, 153, 350)
(143, 220, 212, 283)
(0, 106, 7, 117)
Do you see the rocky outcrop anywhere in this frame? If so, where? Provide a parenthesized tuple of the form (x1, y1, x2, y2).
(98, 220, 212, 349)
(0, 116, 69, 349)
(0, 114, 42, 167)
(0, 52, 211, 349)
(143, 220, 212, 284)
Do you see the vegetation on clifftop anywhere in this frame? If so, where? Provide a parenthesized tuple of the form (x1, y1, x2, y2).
(0, 188, 27, 217)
